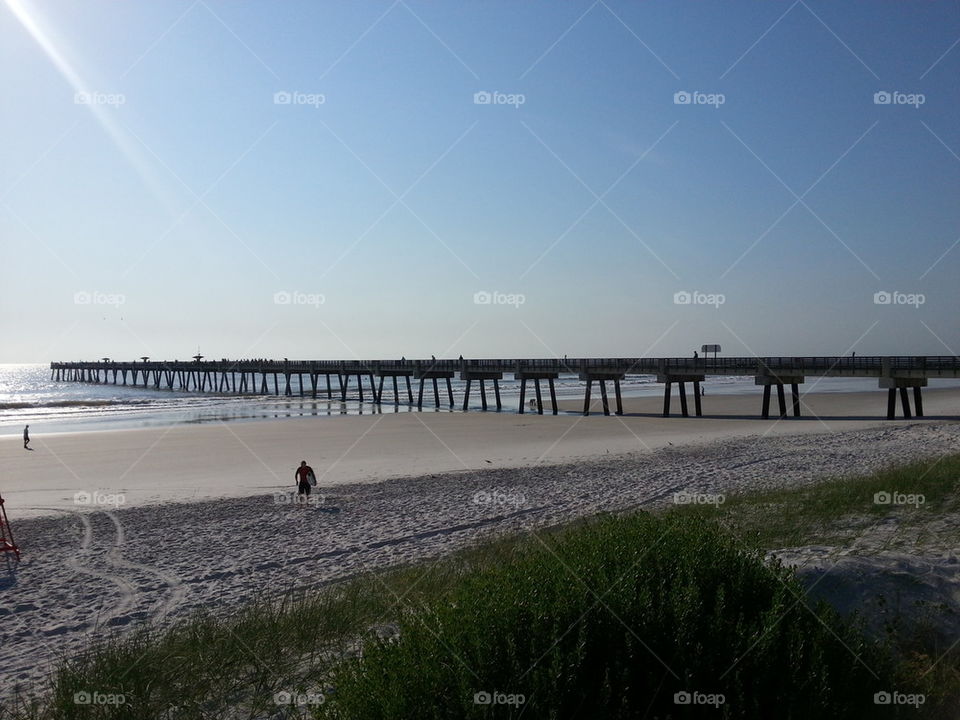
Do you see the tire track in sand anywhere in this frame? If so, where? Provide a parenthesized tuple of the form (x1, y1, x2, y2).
(103, 511, 186, 622)
(64, 511, 137, 630)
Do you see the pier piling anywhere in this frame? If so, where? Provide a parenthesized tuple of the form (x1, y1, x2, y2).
(48, 357, 955, 422)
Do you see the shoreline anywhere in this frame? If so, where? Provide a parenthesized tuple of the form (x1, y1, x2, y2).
(3, 419, 960, 696)
(2, 386, 959, 519)
(5, 375, 960, 438)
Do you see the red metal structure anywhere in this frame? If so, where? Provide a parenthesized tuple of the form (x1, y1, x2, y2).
(0, 493, 20, 559)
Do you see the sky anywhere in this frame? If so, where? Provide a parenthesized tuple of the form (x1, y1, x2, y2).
(1, 0, 958, 362)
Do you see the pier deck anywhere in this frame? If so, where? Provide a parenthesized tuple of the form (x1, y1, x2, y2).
(50, 356, 960, 419)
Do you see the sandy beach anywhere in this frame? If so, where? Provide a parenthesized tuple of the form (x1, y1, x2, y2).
(1, 387, 959, 697)
(3, 387, 959, 518)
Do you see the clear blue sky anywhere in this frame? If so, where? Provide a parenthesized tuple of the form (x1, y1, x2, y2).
(1, 0, 958, 361)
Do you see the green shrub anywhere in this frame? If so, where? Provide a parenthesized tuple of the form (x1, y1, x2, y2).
(326, 513, 897, 719)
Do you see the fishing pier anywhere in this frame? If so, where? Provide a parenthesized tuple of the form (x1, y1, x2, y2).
(49, 356, 960, 419)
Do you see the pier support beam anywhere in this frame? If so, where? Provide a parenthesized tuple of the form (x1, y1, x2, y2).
(517, 371, 559, 414)
(459, 370, 504, 412)
(880, 377, 926, 419)
(580, 371, 625, 416)
(657, 374, 705, 418)
(335, 373, 377, 404)
(756, 375, 804, 419)
(414, 369, 454, 410)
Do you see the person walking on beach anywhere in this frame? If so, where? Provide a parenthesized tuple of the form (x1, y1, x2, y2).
(294, 460, 315, 508)
(23, 425, 30, 450)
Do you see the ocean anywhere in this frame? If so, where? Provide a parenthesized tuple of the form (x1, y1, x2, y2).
(3, 363, 958, 436)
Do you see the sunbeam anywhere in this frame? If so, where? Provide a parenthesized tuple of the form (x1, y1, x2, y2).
(4, 0, 180, 214)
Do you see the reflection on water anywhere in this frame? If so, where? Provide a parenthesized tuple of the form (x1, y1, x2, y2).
(4, 363, 960, 436)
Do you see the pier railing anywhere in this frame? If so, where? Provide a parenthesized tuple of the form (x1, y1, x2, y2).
(49, 355, 959, 419)
(50, 355, 960, 377)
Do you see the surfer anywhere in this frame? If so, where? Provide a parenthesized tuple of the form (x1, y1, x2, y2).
(294, 460, 315, 508)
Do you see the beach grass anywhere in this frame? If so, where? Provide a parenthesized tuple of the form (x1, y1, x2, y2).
(671, 452, 960, 550)
(5, 455, 960, 719)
